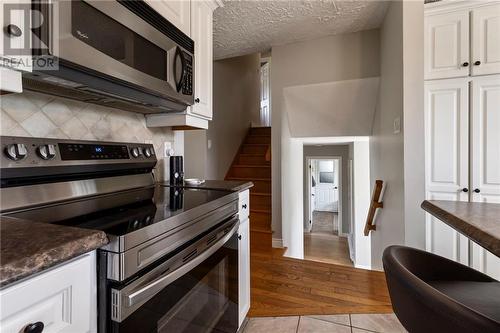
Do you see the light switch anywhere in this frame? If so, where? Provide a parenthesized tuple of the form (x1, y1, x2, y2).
(393, 117, 401, 134)
(207, 139, 212, 150)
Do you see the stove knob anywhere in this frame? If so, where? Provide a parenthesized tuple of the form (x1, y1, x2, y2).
(37, 144, 57, 160)
(130, 147, 140, 158)
(144, 148, 152, 158)
(4, 143, 28, 161)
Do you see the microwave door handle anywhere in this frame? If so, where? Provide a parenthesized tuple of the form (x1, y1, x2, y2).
(124, 220, 239, 307)
(174, 46, 187, 93)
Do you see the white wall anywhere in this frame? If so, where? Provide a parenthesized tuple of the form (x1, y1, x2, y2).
(184, 53, 261, 180)
(271, 29, 381, 239)
(369, 1, 405, 270)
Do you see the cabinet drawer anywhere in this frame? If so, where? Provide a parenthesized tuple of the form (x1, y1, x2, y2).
(0, 253, 96, 333)
(239, 190, 250, 220)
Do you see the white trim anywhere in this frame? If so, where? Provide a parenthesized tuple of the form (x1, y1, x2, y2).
(305, 156, 343, 236)
(425, 0, 500, 15)
(355, 263, 374, 271)
(272, 238, 283, 248)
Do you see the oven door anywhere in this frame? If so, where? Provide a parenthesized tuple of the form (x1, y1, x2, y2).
(47, 0, 193, 104)
(104, 218, 239, 333)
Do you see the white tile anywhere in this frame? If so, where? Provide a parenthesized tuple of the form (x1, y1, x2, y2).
(20, 112, 57, 137)
(5, 124, 29, 137)
(350, 313, 407, 333)
(306, 314, 350, 327)
(80, 131, 97, 141)
(46, 128, 69, 139)
(243, 317, 299, 333)
(298, 317, 351, 333)
(1, 94, 40, 123)
(42, 99, 74, 126)
(76, 105, 102, 129)
(24, 91, 54, 108)
(1, 109, 17, 132)
(352, 329, 374, 333)
(60, 116, 88, 139)
(90, 119, 112, 140)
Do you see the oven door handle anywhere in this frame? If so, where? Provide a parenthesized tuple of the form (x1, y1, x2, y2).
(124, 220, 239, 307)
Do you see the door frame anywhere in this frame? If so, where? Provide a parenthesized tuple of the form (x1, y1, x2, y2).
(305, 156, 343, 236)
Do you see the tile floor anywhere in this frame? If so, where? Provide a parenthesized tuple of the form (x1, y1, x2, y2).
(241, 313, 407, 333)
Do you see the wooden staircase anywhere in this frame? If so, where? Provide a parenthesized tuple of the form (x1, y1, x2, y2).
(226, 127, 272, 253)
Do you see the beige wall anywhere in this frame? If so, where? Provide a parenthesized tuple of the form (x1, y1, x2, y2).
(369, 1, 405, 269)
(271, 29, 381, 239)
(0, 91, 174, 180)
(303, 145, 351, 234)
(184, 53, 261, 180)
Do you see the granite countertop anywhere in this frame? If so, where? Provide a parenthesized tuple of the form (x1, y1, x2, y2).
(161, 180, 254, 192)
(421, 200, 500, 257)
(0, 216, 108, 288)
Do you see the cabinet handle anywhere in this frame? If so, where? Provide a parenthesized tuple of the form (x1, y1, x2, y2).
(6, 24, 22, 37)
(24, 322, 44, 333)
(462, 62, 469, 67)
(242, 204, 247, 209)
(238, 234, 242, 240)
(474, 61, 481, 66)
(195, 98, 200, 103)
(462, 188, 469, 193)
(474, 188, 481, 193)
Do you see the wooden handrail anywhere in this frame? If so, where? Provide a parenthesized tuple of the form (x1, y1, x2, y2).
(265, 144, 271, 162)
(364, 180, 384, 236)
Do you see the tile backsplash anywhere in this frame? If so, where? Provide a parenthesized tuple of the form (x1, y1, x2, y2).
(0, 90, 174, 180)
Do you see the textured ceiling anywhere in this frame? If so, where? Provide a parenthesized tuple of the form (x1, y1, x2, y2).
(214, 0, 389, 60)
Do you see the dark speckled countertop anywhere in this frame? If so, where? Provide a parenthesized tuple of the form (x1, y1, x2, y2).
(422, 200, 500, 257)
(0, 216, 108, 288)
(161, 180, 254, 192)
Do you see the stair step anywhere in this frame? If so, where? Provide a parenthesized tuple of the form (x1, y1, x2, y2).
(245, 135, 271, 144)
(250, 192, 271, 197)
(251, 208, 272, 214)
(250, 195, 271, 211)
(250, 211, 272, 230)
(250, 127, 271, 136)
(228, 165, 271, 179)
(250, 229, 273, 252)
(238, 154, 270, 165)
(250, 227, 272, 234)
(241, 144, 269, 154)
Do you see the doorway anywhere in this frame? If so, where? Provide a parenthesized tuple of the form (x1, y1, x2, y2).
(304, 157, 352, 267)
(260, 58, 271, 127)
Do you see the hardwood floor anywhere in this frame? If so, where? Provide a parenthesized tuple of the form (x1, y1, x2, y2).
(248, 249, 393, 317)
(304, 212, 353, 267)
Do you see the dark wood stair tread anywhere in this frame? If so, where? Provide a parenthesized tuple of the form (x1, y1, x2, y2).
(226, 177, 271, 181)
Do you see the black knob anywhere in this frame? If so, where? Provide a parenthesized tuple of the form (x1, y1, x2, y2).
(462, 62, 469, 67)
(242, 204, 247, 209)
(238, 235, 242, 240)
(195, 98, 200, 103)
(24, 322, 44, 333)
(462, 188, 469, 192)
(5, 24, 22, 37)
(474, 188, 481, 193)
(474, 61, 481, 66)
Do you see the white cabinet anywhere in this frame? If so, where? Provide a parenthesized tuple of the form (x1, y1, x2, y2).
(0, 67, 22, 93)
(425, 2, 500, 80)
(471, 241, 500, 280)
(471, 4, 500, 76)
(0, 253, 97, 333)
(144, 0, 191, 36)
(424, 11, 470, 80)
(424, 78, 470, 264)
(238, 189, 250, 328)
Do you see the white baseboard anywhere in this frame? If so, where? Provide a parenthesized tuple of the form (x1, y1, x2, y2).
(354, 264, 373, 271)
(272, 238, 283, 248)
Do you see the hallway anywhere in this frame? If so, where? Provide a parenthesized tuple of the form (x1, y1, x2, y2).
(304, 211, 353, 267)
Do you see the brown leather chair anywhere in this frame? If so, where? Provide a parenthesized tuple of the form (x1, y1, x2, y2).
(382, 245, 500, 333)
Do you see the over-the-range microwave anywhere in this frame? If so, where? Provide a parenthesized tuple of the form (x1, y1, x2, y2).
(22, 0, 194, 113)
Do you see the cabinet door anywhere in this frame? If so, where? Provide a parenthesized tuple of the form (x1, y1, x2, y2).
(144, 0, 190, 36)
(424, 79, 470, 264)
(471, 4, 500, 76)
(190, 0, 213, 119)
(425, 11, 470, 80)
(471, 75, 500, 202)
(0, 253, 96, 333)
(238, 218, 250, 328)
(471, 241, 500, 280)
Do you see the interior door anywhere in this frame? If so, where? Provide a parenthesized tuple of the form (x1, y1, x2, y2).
(424, 10, 470, 80)
(471, 3, 500, 76)
(260, 62, 270, 126)
(424, 78, 470, 264)
(315, 160, 335, 212)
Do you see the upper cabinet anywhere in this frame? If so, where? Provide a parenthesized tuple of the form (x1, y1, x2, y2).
(471, 4, 500, 76)
(425, 2, 500, 80)
(144, 0, 191, 36)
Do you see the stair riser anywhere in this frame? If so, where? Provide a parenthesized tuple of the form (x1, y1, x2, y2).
(251, 180, 272, 193)
(250, 195, 271, 210)
(246, 136, 271, 144)
(229, 167, 271, 179)
(250, 127, 271, 136)
(241, 145, 268, 154)
(250, 211, 272, 230)
(238, 155, 269, 165)
(250, 230, 272, 252)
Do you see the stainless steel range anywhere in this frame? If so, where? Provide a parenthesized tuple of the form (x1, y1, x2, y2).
(0, 136, 240, 333)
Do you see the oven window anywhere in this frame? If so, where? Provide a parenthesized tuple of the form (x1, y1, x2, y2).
(109, 234, 239, 333)
(71, 0, 167, 81)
